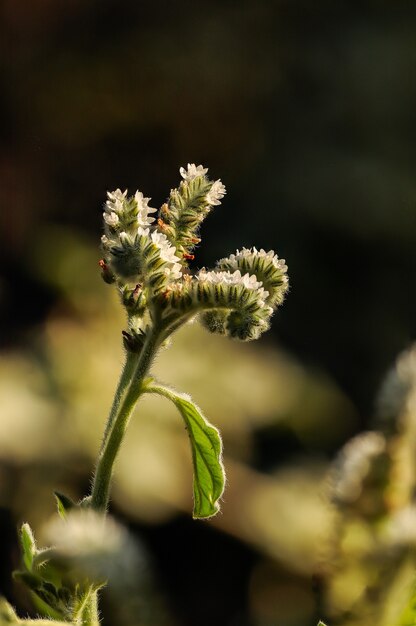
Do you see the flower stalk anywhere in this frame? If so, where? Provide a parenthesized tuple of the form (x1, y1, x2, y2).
(91, 329, 159, 511)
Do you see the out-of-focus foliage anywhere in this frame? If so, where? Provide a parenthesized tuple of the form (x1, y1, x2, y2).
(1, 1, 416, 624)
(323, 345, 416, 626)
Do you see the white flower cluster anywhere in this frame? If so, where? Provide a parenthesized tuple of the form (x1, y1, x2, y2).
(179, 163, 226, 206)
(216, 246, 289, 309)
(221, 247, 288, 277)
(105, 188, 127, 215)
(197, 268, 269, 304)
(104, 187, 182, 283)
(134, 191, 158, 228)
(180, 163, 208, 181)
(150, 230, 182, 279)
(104, 188, 157, 230)
(101, 165, 288, 345)
(206, 179, 226, 206)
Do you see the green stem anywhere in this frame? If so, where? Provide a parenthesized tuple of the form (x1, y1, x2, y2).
(159, 311, 194, 342)
(100, 350, 139, 451)
(90, 330, 159, 511)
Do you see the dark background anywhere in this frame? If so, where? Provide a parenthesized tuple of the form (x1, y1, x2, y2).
(1, 2, 415, 625)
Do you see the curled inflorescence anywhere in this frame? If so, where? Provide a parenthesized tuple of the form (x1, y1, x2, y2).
(100, 164, 289, 350)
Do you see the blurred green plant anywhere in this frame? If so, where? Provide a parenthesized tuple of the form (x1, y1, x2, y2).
(322, 344, 416, 626)
(0, 165, 289, 625)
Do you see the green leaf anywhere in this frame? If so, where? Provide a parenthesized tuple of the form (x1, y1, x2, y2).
(13, 570, 66, 621)
(54, 491, 76, 520)
(317, 622, 327, 626)
(145, 384, 225, 519)
(20, 524, 37, 571)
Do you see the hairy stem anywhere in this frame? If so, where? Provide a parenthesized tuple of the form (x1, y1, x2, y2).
(100, 350, 140, 451)
(90, 329, 159, 511)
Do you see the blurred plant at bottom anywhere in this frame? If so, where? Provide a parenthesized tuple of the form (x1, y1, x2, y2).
(323, 344, 416, 626)
(1, 510, 169, 626)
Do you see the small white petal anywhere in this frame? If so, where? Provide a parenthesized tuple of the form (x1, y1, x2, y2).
(137, 226, 150, 237)
(119, 231, 131, 245)
(106, 189, 127, 214)
(219, 247, 286, 272)
(104, 211, 119, 227)
(180, 163, 209, 182)
(206, 179, 226, 206)
(150, 230, 182, 280)
(196, 268, 266, 302)
(134, 190, 157, 228)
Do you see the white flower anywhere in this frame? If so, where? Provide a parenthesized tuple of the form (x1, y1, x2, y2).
(134, 191, 157, 228)
(151, 230, 182, 279)
(119, 231, 133, 245)
(206, 180, 226, 206)
(225, 247, 288, 274)
(164, 263, 182, 280)
(103, 211, 119, 227)
(105, 188, 127, 214)
(151, 231, 179, 262)
(180, 163, 208, 182)
(137, 226, 150, 238)
(197, 268, 257, 288)
(197, 269, 269, 302)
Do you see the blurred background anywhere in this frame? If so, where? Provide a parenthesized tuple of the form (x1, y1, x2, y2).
(0, 1, 415, 625)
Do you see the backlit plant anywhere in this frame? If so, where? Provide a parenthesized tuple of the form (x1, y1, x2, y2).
(0, 164, 289, 625)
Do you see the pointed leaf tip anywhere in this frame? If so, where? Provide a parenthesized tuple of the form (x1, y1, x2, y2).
(54, 491, 76, 520)
(20, 523, 37, 571)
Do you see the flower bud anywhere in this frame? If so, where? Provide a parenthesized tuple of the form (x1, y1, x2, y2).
(121, 284, 146, 316)
(99, 259, 116, 284)
(200, 310, 228, 335)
